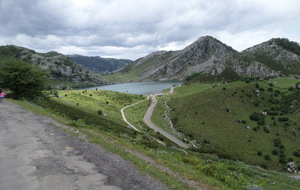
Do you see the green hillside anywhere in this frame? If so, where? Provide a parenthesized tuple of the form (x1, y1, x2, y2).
(68, 55, 131, 74)
(8, 80, 300, 189)
(165, 78, 300, 171)
(0, 45, 109, 89)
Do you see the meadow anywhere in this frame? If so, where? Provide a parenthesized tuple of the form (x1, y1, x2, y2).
(163, 79, 300, 171)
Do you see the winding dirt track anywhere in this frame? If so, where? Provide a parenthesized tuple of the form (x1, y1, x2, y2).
(120, 85, 188, 149)
(0, 102, 168, 190)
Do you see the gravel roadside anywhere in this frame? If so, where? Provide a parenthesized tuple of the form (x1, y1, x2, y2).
(0, 102, 168, 190)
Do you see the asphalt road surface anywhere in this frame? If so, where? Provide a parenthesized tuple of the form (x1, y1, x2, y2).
(0, 102, 168, 190)
(143, 95, 188, 149)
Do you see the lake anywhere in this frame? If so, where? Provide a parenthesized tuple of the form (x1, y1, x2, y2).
(83, 81, 183, 95)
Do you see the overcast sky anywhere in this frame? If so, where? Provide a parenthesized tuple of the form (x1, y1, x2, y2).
(0, 0, 299, 60)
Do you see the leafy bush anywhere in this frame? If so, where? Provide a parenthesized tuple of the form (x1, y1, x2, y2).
(274, 38, 300, 56)
(263, 127, 270, 133)
(273, 138, 282, 147)
(293, 151, 300, 157)
(264, 154, 271, 160)
(257, 151, 262, 156)
(250, 112, 265, 125)
(272, 149, 278, 155)
(0, 58, 46, 100)
(268, 111, 278, 116)
(278, 117, 289, 122)
(279, 158, 286, 164)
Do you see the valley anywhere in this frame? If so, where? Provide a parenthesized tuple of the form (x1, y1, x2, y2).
(14, 76, 299, 189)
(1, 36, 300, 189)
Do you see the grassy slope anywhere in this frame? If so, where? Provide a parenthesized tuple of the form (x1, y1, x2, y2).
(49, 89, 145, 125)
(166, 80, 300, 171)
(121, 83, 300, 189)
(7, 82, 300, 190)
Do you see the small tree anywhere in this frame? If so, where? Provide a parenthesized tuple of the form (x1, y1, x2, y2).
(0, 58, 46, 100)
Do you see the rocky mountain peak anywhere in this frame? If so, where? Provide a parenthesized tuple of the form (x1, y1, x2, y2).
(183, 35, 236, 54)
(112, 36, 300, 82)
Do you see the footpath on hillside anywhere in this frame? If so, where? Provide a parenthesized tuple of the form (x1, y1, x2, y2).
(0, 102, 168, 190)
(120, 85, 188, 149)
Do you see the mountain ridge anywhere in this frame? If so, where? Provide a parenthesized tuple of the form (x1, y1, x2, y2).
(108, 36, 300, 82)
(68, 54, 132, 74)
(0, 45, 111, 88)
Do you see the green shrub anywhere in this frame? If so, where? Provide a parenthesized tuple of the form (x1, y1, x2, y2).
(260, 164, 267, 169)
(273, 138, 282, 147)
(139, 138, 159, 149)
(279, 158, 286, 164)
(257, 151, 262, 156)
(279, 152, 286, 158)
(264, 154, 271, 160)
(0, 58, 46, 100)
(250, 112, 266, 125)
(268, 111, 278, 116)
(272, 149, 278, 155)
(263, 127, 270, 133)
(278, 117, 289, 122)
(293, 151, 300, 157)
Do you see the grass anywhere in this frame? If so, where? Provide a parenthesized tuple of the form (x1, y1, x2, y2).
(47, 89, 145, 125)
(162, 79, 300, 171)
(268, 77, 300, 88)
(6, 80, 300, 189)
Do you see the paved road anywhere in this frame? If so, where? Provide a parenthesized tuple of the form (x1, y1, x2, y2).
(0, 102, 168, 190)
(143, 94, 189, 149)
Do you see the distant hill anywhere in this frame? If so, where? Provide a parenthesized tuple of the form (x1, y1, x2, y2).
(68, 55, 131, 74)
(106, 36, 300, 82)
(0, 45, 110, 88)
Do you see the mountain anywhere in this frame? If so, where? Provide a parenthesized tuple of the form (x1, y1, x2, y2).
(110, 36, 236, 81)
(108, 36, 300, 82)
(68, 54, 131, 74)
(242, 38, 300, 75)
(0, 45, 110, 88)
(203, 38, 300, 81)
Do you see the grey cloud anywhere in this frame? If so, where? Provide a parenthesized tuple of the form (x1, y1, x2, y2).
(0, 0, 299, 60)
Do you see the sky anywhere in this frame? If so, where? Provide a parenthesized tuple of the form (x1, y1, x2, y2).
(0, 0, 299, 60)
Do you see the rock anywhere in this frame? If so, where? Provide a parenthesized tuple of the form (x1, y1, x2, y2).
(246, 185, 264, 190)
(287, 162, 296, 169)
(287, 162, 298, 173)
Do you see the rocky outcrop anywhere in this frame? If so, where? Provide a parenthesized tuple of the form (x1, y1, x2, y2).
(122, 36, 237, 81)
(4, 46, 110, 86)
(287, 162, 300, 174)
(118, 36, 300, 82)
